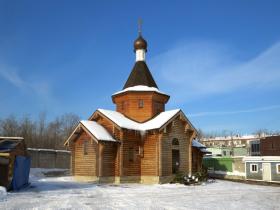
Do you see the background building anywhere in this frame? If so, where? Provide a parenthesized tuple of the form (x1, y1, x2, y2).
(201, 134, 269, 157)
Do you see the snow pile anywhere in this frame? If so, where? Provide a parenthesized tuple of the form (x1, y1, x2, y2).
(98, 108, 180, 131)
(29, 168, 70, 180)
(81, 120, 116, 142)
(0, 186, 7, 201)
(112, 85, 167, 96)
(0, 176, 279, 210)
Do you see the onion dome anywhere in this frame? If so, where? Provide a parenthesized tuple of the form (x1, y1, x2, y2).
(134, 35, 147, 52)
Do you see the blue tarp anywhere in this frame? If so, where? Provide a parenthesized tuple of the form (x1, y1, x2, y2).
(11, 156, 31, 190)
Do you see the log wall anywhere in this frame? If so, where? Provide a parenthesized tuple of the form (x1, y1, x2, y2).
(113, 92, 168, 122)
(141, 132, 158, 176)
(192, 147, 202, 173)
(121, 130, 141, 176)
(161, 117, 192, 176)
(73, 131, 97, 176)
(101, 142, 118, 177)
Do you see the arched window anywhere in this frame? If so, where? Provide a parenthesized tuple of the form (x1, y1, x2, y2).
(172, 138, 179, 145)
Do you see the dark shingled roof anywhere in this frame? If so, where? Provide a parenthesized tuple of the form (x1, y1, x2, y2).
(123, 61, 158, 89)
(0, 139, 21, 152)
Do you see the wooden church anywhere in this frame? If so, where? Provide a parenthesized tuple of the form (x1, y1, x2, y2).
(64, 29, 207, 184)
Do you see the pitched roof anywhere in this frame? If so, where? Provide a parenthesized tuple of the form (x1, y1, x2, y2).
(66, 109, 197, 145)
(64, 121, 117, 145)
(192, 140, 206, 148)
(96, 108, 189, 132)
(123, 61, 158, 89)
(192, 139, 211, 153)
(80, 120, 116, 142)
(0, 139, 22, 152)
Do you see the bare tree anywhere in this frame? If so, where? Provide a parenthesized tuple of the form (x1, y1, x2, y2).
(196, 128, 204, 142)
(19, 115, 36, 147)
(0, 115, 19, 136)
(0, 112, 80, 150)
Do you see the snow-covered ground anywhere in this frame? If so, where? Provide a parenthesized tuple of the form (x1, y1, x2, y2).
(0, 169, 279, 210)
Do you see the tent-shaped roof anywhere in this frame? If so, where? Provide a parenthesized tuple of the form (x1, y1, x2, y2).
(123, 61, 158, 89)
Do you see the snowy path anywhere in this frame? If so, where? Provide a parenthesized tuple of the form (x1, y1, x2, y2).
(0, 169, 279, 210)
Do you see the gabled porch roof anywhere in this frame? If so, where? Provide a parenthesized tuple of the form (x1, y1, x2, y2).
(64, 120, 117, 146)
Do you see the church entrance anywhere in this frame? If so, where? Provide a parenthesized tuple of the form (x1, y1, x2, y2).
(172, 138, 180, 174)
(172, 149, 180, 174)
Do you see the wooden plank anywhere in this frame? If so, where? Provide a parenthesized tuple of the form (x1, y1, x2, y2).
(0, 153, 10, 157)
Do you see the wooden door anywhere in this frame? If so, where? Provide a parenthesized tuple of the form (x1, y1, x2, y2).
(172, 150, 180, 174)
(0, 164, 9, 188)
(262, 163, 271, 181)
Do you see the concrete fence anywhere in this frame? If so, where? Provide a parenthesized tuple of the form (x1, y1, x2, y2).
(203, 156, 245, 180)
(28, 148, 71, 169)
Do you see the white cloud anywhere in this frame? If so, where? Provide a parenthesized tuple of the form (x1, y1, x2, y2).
(150, 41, 280, 101)
(0, 63, 53, 101)
(0, 64, 26, 89)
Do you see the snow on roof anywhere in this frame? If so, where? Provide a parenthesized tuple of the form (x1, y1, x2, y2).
(192, 140, 211, 153)
(27, 148, 71, 153)
(97, 109, 140, 130)
(81, 120, 116, 142)
(192, 140, 206, 148)
(141, 109, 180, 130)
(112, 85, 167, 96)
(97, 109, 181, 132)
(200, 148, 211, 153)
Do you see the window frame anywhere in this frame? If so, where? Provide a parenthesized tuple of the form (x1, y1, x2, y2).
(138, 99, 144, 108)
(250, 163, 258, 173)
(172, 138, 179, 146)
(128, 147, 134, 162)
(276, 164, 280, 174)
(83, 140, 89, 155)
(121, 101, 125, 110)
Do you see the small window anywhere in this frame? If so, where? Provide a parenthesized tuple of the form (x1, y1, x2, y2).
(276, 164, 280, 174)
(223, 151, 227, 156)
(84, 140, 88, 155)
(138, 99, 144, 108)
(172, 138, 179, 145)
(129, 147, 134, 162)
(250, 164, 258, 173)
(230, 151, 233, 156)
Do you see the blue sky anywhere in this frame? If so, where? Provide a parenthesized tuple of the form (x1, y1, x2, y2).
(0, 0, 280, 134)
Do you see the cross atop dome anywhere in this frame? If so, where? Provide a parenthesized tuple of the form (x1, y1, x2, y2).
(134, 19, 148, 59)
(111, 20, 170, 122)
(123, 20, 158, 89)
